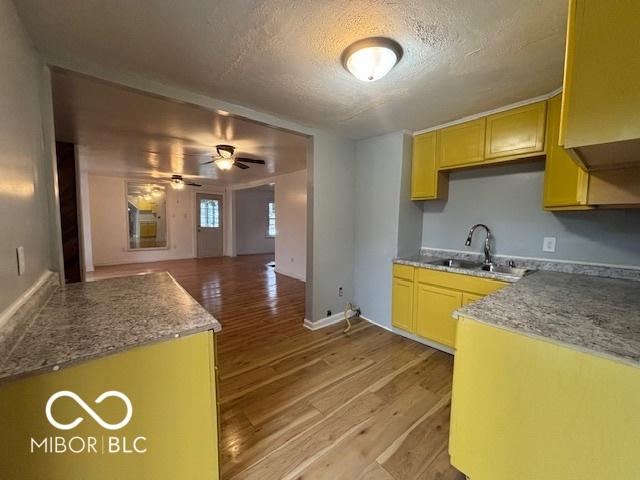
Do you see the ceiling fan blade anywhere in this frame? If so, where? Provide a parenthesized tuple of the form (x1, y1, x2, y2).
(233, 161, 250, 170)
(200, 160, 215, 165)
(182, 152, 216, 157)
(186, 182, 202, 187)
(235, 157, 266, 165)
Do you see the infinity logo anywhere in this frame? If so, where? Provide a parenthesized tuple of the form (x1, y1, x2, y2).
(45, 391, 133, 431)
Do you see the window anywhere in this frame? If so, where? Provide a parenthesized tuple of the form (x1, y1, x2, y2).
(267, 201, 276, 237)
(200, 199, 220, 228)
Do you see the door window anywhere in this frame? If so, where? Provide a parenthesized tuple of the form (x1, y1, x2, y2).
(200, 199, 220, 228)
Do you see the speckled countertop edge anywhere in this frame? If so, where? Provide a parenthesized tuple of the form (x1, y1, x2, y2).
(453, 271, 640, 368)
(0, 272, 221, 384)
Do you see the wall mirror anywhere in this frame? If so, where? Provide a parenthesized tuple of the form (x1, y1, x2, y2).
(126, 182, 168, 250)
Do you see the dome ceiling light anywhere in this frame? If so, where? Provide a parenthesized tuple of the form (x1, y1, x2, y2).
(342, 37, 403, 82)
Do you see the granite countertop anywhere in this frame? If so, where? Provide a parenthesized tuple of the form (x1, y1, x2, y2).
(394, 254, 523, 283)
(0, 273, 221, 383)
(455, 270, 640, 367)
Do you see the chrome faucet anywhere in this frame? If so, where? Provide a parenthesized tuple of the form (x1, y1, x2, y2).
(465, 224, 492, 265)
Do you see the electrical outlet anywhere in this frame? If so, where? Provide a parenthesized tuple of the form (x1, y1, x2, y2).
(338, 287, 343, 297)
(542, 237, 557, 253)
(16, 246, 25, 276)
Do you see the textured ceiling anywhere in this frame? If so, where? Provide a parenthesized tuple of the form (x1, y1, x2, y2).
(52, 70, 309, 185)
(16, 0, 567, 138)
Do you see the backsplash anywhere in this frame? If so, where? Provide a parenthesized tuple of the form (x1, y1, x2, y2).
(422, 162, 640, 267)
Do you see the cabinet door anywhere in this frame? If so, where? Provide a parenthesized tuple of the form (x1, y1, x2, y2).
(560, 0, 640, 149)
(485, 102, 547, 160)
(414, 283, 462, 348)
(412, 131, 447, 200)
(543, 95, 591, 209)
(392, 277, 414, 333)
(437, 118, 486, 169)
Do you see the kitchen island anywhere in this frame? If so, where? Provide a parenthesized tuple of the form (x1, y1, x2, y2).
(449, 270, 640, 480)
(0, 273, 221, 480)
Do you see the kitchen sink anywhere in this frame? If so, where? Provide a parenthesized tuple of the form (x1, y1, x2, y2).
(427, 258, 482, 269)
(426, 258, 531, 277)
(479, 264, 530, 277)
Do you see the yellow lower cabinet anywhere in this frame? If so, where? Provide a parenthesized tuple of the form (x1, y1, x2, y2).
(0, 331, 219, 480)
(391, 276, 415, 332)
(414, 282, 462, 348)
(450, 318, 640, 480)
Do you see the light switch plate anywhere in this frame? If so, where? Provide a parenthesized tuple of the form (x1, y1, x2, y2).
(542, 237, 557, 253)
(16, 246, 25, 275)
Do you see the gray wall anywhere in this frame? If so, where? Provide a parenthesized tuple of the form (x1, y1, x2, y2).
(235, 187, 275, 255)
(309, 132, 356, 321)
(0, 0, 54, 314)
(353, 131, 421, 328)
(423, 162, 640, 267)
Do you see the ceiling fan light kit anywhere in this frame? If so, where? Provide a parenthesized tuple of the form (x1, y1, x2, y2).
(214, 158, 234, 171)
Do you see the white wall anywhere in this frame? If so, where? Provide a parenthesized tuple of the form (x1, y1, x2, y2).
(235, 187, 275, 255)
(353, 132, 421, 329)
(87, 175, 230, 265)
(422, 162, 640, 266)
(0, 0, 55, 314)
(274, 170, 307, 281)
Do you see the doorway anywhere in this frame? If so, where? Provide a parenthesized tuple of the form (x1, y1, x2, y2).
(196, 193, 224, 258)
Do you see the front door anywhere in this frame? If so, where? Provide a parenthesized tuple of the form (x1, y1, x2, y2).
(196, 193, 223, 258)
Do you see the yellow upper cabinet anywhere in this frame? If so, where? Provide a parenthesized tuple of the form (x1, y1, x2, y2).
(560, 0, 640, 169)
(544, 95, 591, 210)
(485, 101, 547, 161)
(412, 131, 447, 200)
(437, 118, 486, 169)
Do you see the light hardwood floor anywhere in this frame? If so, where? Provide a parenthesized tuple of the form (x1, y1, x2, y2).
(88, 254, 464, 480)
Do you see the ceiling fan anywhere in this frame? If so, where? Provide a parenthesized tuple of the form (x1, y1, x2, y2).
(159, 174, 202, 189)
(196, 144, 267, 171)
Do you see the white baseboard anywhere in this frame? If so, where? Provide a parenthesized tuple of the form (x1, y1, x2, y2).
(358, 315, 455, 355)
(274, 267, 306, 282)
(303, 309, 355, 331)
(0, 271, 56, 330)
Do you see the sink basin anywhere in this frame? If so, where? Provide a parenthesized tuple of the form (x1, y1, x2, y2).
(479, 264, 530, 277)
(428, 258, 482, 269)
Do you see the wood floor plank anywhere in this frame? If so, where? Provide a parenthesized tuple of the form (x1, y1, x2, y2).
(89, 255, 465, 480)
(221, 401, 323, 479)
(377, 398, 453, 479)
(231, 392, 387, 480)
(357, 463, 397, 480)
(291, 386, 441, 480)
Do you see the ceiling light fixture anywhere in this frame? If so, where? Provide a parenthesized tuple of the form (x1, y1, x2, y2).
(170, 175, 185, 190)
(214, 158, 234, 171)
(342, 37, 403, 82)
